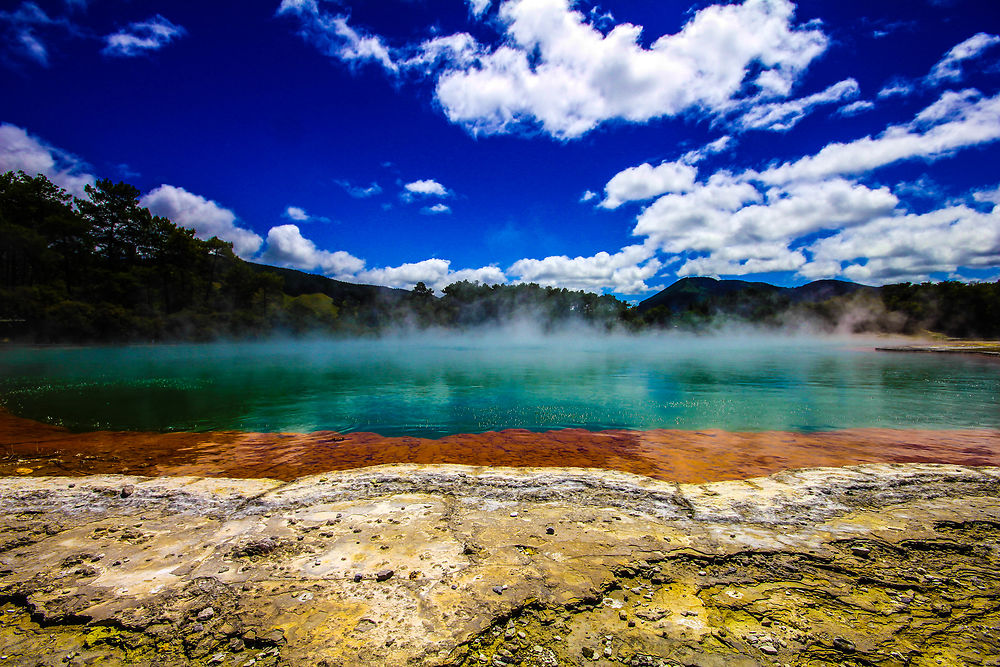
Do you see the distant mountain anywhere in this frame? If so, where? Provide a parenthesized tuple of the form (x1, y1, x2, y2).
(245, 262, 409, 305)
(637, 277, 869, 313)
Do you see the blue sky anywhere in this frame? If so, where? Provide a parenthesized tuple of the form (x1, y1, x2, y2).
(2, 0, 1000, 297)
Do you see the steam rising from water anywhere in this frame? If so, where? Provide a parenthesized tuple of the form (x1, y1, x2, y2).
(0, 328, 996, 436)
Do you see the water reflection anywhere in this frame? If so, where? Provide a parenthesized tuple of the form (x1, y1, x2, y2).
(0, 335, 998, 435)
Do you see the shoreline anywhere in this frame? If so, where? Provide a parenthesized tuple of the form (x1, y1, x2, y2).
(2, 462, 999, 665)
(875, 340, 1000, 357)
(4, 408, 1000, 484)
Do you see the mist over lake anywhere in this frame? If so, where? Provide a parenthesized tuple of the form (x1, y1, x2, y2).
(1, 333, 997, 437)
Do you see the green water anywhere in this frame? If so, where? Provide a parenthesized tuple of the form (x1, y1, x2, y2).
(0, 334, 998, 436)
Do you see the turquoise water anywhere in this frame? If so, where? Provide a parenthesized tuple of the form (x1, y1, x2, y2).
(0, 334, 998, 436)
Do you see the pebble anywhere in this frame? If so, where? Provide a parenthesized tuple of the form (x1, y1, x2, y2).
(545, 527, 555, 535)
(493, 585, 505, 595)
(510, 512, 518, 517)
(120, 485, 135, 498)
(375, 569, 394, 582)
(832, 637, 856, 653)
(759, 643, 778, 655)
(197, 607, 215, 621)
(851, 546, 871, 558)
(353, 573, 363, 582)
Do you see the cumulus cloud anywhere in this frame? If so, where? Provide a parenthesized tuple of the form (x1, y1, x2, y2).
(284, 206, 308, 221)
(508, 244, 661, 293)
(422, 203, 451, 214)
(608, 88, 1000, 284)
(579, 190, 597, 203)
(0, 122, 94, 196)
(403, 179, 449, 197)
(335, 180, 382, 198)
(260, 224, 365, 278)
(801, 204, 1000, 283)
(281, 205, 330, 223)
(636, 177, 896, 259)
(974, 186, 1000, 207)
(600, 160, 698, 209)
(256, 224, 507, 292)
(435, 0, 828, 138)
(358, 258, 505, 291)
(140, 185, 264, 258)
(734, 78, 860, 131)
(281, 0, 829, 139)
(103, 15, 185, 57)
(926, 32, 1000, 84)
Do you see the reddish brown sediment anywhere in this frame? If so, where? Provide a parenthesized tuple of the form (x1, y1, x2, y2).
(4, 407, 1000, 483)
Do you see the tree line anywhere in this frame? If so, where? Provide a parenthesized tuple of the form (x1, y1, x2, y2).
(2, 169, 998, 342)
(0, 171, 627, 341)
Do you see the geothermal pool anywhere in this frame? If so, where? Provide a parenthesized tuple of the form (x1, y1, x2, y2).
(1, 334, 998, 436)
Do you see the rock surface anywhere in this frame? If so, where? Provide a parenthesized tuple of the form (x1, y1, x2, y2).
(2, 463, 1000, 666)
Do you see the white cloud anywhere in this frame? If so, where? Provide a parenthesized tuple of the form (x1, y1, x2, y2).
(877, 81, 914, 99)
(677, 248, 807, 278)
(734, 78, 859, 131)
(602, 87, 1000, 284)
(837, 99, 875, 117)
(635, 176, 896, 258)
(468, 0, 491, 18)
(974, 185, 1000, 207)
(404, 33, 482, 71)
(434, 0, 828, 138)
(140, 185, 264, 258)
(681, 135, 734, 164)
(284, 206, 309, 221)
(0, 122, 94, 196)
(335, 180, 382, 198)
(103, 15, 185, 57)
(281, 0, 828, 139)
(358, 258, 505, 291)
(508, 244, 661, 293)
(277, 0, 396, 71)
(423, 203, 451, 214)
(759, 89, 1000, 185)
(260, 224, 365, 278)
(926, 32, 1000, 84)
(404, 179, 449, 197)
(579, 189, 597, 203)
(600, 160, 698, 209)
(0, 2, 67, 66)
(801, 204, 1000, 283)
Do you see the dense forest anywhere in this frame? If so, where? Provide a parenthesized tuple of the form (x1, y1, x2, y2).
(1, 169, 998, 342)
(0, 171, 626, 341)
